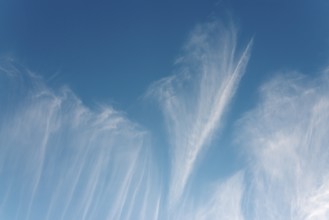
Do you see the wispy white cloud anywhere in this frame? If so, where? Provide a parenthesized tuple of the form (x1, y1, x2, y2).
(172, 171, 245, 220)
(238, 71, 329, 220)
(0, 62, 161, 220)
(2, 20, 329, 220)
(148, 21, 252, 208)
(1, 21, 253, 218)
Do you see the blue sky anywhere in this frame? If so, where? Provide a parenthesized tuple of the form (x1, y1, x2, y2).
(1, 0, 329, 219)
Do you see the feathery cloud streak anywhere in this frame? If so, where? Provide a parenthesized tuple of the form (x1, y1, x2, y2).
(238, 71, 329, 220)
(1, 20, 329, 220)
(148, 21, 252, 207)
(171, 171, 245, 220)
(0, 62, 160, 220)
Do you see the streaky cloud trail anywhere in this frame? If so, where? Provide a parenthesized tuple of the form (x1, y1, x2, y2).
(172, 171, 245, 220)
(148, 21, 252, 208)
(238, 71, 329, 220)
(0, 21, 252, 218)
(0, 62, 161, 220)
(1, 20, 329, 220)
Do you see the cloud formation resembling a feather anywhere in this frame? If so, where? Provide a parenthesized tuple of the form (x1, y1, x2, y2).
(1, 19, 329, 220)
(148, 21, 252, 209)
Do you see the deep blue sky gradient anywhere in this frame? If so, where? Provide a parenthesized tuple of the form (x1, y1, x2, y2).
(1, 0, 328, 111)
(1, 1, 329, 219)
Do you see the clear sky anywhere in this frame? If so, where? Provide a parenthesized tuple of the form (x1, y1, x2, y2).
(1, 0, 329, 219)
